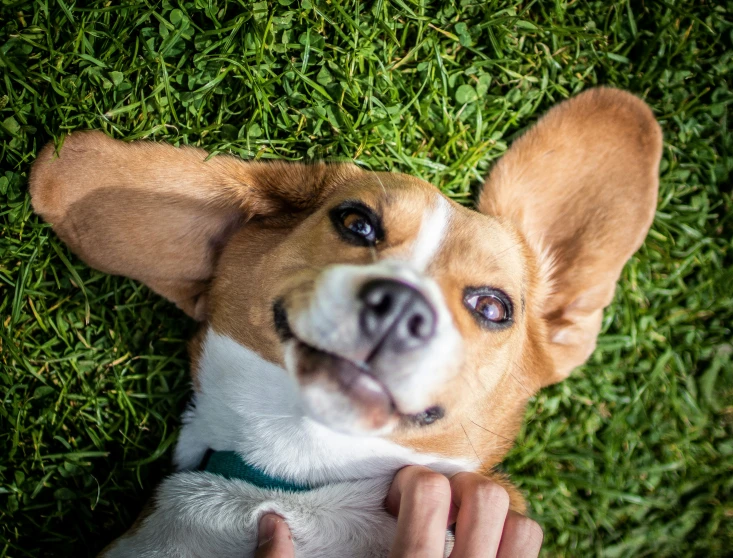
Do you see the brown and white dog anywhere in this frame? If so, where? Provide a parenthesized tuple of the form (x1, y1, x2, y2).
(29, 88, 662, 557)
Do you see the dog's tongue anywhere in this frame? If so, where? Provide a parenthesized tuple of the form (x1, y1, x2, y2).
(334, 362, 393, 419)
(296, 343, 395, 432)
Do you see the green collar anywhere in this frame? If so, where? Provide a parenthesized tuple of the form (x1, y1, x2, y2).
(199, 450, 314, 492)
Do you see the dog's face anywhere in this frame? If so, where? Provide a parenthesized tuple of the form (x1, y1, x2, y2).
(211, 173, 543, 449)
(30, 88, 662, 468)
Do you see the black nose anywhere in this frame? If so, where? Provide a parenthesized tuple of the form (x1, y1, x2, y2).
(359, 279, 436, 355)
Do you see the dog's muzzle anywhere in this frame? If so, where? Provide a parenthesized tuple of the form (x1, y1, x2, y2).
(273, 269, 451, 434)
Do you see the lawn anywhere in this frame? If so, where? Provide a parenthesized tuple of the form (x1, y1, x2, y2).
(1, 0, 732, 556)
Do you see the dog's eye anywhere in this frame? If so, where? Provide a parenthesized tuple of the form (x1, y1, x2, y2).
(342, 212, 374, 240)
(467, 295, 506, 321)
(329, 201, 383, 247)
(464, 289, 513, 329)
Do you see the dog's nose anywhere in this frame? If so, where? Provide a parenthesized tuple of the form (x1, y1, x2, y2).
(359, 279, 436, 355)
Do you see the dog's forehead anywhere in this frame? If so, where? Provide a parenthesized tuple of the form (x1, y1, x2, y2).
(435, 204, 527, 288)
(327, 174, 527, 284)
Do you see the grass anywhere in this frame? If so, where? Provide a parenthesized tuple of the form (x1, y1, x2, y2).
(1, 0, 732, 556)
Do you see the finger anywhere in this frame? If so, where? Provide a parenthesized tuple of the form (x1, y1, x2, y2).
(387, 466, 452, 558)
(255, 514, 294, 558)
(449, 473, 510, 557)
(386, 467, 458, 528)
(496, 511, 543, 558)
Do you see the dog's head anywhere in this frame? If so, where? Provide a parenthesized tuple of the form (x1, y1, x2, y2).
(30, 88, 662, 466)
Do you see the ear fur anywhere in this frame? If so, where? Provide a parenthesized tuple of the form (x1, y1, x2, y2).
(30, 131, 360, 319)
(479, 87, 663, 385)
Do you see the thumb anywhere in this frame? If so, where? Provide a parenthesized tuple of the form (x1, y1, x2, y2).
(255, 514, 294, 558)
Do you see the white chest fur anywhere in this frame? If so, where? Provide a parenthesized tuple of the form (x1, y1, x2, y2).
(174, 330, 474, 483)
(104, 331, 472, 557)
(106, 473, 399, 557)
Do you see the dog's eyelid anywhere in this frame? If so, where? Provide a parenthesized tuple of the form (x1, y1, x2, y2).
(462, 286, 514, 330)
(329, 200, 385, 246)
(335, 199, 379, 218)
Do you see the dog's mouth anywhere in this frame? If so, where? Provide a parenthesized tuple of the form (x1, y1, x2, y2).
(294, 341, 397, 432)
(273, 300, 443, 434)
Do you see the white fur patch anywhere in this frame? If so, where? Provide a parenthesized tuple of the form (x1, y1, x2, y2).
(410, 194, 450, 271)
(174, 331, 475, 484)
(104, 473, 397, 558)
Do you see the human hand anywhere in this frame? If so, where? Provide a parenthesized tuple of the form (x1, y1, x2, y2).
(255, 466, 543, 558)
(385, 466, 543, 557)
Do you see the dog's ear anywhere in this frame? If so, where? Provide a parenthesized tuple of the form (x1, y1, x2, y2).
(30, 131, 360, 320)
(479, 88, 662, 385)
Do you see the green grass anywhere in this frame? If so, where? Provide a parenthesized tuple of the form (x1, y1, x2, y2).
(1, 0, 732, 556)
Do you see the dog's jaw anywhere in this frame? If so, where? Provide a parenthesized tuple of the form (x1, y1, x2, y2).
(174, 329, 477, 486)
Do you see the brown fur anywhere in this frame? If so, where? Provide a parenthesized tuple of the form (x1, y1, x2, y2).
(30, 87, 662, 519)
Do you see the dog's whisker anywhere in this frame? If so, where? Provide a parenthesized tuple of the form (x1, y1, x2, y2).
(483, 238, 528, 268)
(369, 167, 389, 198)
(460, 422, 485, 470)
(468, 418, 524, 450)
(509, 361, 533, 397)
(508, 361, 543, 429)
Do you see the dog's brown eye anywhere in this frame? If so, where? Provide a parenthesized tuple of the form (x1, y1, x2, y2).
(463, 288, 513, 329)
(342, 212, 374, 239)
(329, 201, 383, 247)
(466, 295, 506, 322)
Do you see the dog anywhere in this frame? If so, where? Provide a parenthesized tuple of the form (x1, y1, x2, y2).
(29, 87, 662, 557)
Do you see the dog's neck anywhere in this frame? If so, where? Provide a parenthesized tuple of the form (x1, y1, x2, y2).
(174, 330, 474, 486)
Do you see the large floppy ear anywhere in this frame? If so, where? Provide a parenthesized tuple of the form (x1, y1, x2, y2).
(30, 131, 360, 320)
(479, 87, 663, 385)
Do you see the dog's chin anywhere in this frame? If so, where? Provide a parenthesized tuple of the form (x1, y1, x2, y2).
(287, 341, 400, 436)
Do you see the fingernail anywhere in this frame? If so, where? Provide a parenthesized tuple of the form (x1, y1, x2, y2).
(258, 514, 278, 547)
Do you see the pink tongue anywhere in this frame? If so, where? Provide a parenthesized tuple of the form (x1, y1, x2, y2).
(334, 362, 394, 427)
(296, 342, 396, 429)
